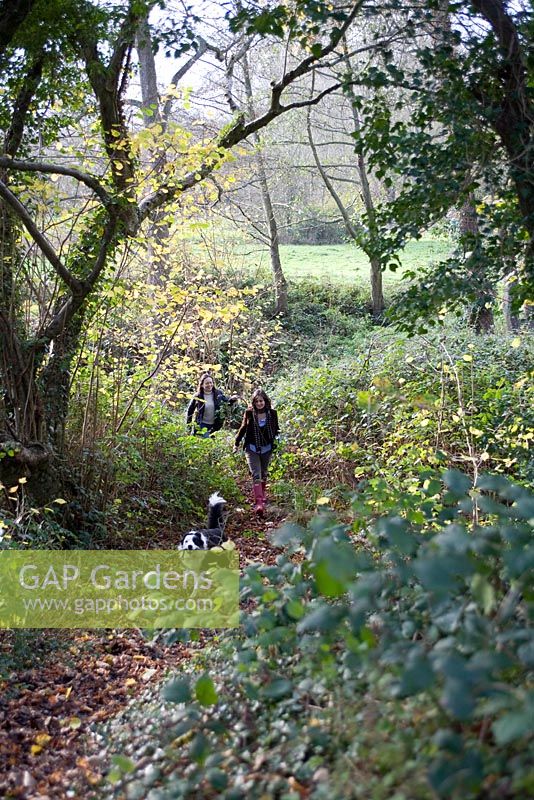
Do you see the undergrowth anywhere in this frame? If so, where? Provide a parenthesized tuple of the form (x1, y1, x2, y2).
(270, 329, 533, 509)
(99, 471, 534, 800)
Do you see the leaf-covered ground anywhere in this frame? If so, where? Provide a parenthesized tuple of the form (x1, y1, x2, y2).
(0, 629, 192, 798)
(0, 497, 286, 799)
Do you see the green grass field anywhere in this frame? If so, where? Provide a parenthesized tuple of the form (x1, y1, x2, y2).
(246, 238, 452, 286)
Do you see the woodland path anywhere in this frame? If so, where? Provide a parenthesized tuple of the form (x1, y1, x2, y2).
(0, 496, 286, 799)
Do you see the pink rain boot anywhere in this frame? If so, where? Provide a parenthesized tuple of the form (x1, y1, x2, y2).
(261, 481, 267, 504)
(253, 483, 264, 515)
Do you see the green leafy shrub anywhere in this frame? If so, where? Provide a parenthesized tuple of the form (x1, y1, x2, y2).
(102, 471, 533, 799)
(272, 331, 533, 496)
(283, 280, 370, 340)
(97, 411, 241, 545)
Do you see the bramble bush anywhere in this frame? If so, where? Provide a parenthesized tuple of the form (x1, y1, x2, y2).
(101, 469, 533, 799)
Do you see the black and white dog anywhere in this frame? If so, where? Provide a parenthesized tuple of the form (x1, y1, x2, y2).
(178, 492, 228, 550)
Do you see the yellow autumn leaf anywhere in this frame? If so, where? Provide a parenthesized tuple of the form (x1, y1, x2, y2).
(462, 354, 473, 362)
(53, 498, 67, 504)
(316, 497, 330, 505)
(469, 427, 484, 437)
(222, 540, 235, 550)
(18, 477, 27, 484)
(35, 733, 52, 747)
(511, 337, 521, 348)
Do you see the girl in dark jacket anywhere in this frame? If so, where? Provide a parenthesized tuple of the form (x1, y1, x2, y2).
(234, 389, 279, 515)
(186, 373, 237, 436)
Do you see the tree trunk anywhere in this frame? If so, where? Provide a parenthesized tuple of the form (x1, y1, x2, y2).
(39, 309, 86, 453)
(459, 198, 494, 333)
(136, 16, 159, 115)
(2, 273, 92, 503)
(0, 207, 118, 503)
(242, 55, 288, 315)
(0, 297, 64, 504)
(350, 109, 385, 318)
(370, 257, 384, 320)
(470, 0, 534, 288)
(136, 14, 171, 286)
(0, 55, 57, 499)
(257, 153, 288, 316)
(343, 40, 385, 319)
(502, 278, 520, 333)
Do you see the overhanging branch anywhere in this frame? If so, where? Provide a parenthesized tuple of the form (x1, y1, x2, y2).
(0, 157, 112, 205)
(0, 179, 82, 294)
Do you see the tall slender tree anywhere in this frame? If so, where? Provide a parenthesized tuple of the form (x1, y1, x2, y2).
(241, 47, 288, 315)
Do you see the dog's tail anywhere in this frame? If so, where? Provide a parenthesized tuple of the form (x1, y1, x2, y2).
(207, 492, 227, 531)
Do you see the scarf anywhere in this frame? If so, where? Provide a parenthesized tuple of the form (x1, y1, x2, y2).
(252, 408, 276, 451)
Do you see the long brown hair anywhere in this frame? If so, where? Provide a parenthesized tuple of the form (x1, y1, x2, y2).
(250, 389, 276, 449)
(250, 388, 272, 412)
(197, 372, 216, 397)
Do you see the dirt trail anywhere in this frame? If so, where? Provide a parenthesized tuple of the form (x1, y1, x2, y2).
(0, 497, 286, 799)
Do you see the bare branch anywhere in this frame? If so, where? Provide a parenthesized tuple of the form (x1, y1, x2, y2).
(140, 81, 345, 221)
(307, 86, 361, 241)
(224, 36, 253, 114)
(162, 36, 226, 120)
(0, 178, 82, 294)
(171, 39, 209, 84)
(267, 0, 364, 111)
(0, 157, 112, 205)
(139, 0, 363, 220)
